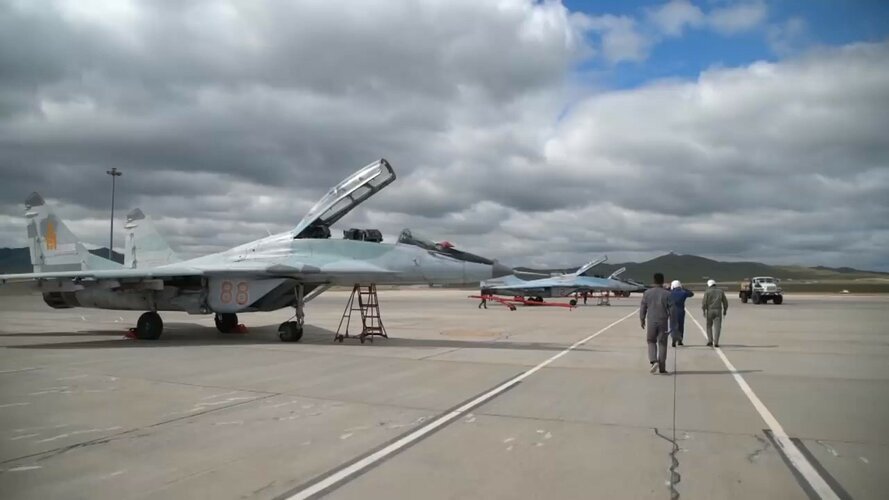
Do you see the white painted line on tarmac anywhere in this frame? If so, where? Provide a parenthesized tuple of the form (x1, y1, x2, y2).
(285, 309, 640, 500)
(687, 310, 840, 500)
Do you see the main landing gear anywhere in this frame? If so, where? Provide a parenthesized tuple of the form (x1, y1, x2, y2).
(134, 311, 163, 340)
(214, 313, 239, 333)
(279, 283, 305, 342)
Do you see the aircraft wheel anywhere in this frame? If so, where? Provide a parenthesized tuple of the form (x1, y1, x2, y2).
(569, 299, 577, 306)
(214, 313, 238, 333)
(136, 312, 163, 340)
(278, 321, 303, 342)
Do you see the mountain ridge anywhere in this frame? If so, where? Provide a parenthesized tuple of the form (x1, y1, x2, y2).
(514, 252, 888, 283)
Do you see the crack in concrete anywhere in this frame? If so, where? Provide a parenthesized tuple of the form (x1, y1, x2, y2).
(0, 394, 278, 465)
(747, 433, 772, 463)
(654, 428, 681, 500)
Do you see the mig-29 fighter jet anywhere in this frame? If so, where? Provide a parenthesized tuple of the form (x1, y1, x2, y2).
(479, 256, 640, 307)
(1, 160, 510, 341)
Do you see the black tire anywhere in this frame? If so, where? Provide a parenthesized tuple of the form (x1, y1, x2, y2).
(136, 312, 163, 340)
(752, 292, 761, 304)
(278, 321, 303, 342)
(774, 295, 783, 305)
(740, 293, 748, 303)
(569, 299, 577, 306)
(214, 313, 238, 333)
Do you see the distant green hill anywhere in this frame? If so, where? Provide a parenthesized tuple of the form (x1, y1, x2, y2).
(0, 248, 31, 274)
(516, 252, 888, 285)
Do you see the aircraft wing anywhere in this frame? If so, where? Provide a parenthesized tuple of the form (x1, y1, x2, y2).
(0, 260, 399, 295)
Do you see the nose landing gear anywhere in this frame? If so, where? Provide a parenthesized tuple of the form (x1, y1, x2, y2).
(279, 283, 305, 342)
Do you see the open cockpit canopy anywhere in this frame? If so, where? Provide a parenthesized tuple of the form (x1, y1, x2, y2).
(292, 159, 396, 239)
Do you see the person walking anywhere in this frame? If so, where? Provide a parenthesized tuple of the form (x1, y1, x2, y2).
(641, 273, 672, 374)
(669, 280, 694, 347)
(478, 288, 489, 309)
(702, 279, 728, 347)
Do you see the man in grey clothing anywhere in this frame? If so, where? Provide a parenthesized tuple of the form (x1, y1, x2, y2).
(641, 273, 672, 374)
(702, 279, 728, 347)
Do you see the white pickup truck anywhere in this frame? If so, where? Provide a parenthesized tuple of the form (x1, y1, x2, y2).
(740, 276, 784, 304)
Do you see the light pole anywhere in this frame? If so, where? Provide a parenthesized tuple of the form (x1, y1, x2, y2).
(106, 168, 122, 261)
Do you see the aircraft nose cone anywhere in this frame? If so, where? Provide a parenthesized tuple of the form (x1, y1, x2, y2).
(492, 261, 512, 278)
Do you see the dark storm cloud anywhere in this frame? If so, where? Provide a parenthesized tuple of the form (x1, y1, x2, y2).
(0, 1, 887, 271)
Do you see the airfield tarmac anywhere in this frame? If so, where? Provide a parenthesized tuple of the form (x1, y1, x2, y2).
(0, 290, 887, 499)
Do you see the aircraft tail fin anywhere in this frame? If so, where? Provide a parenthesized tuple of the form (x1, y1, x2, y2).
(124, 209, 180, 269)
(573, 255, 607, 277)
(24, 192, 121, 272)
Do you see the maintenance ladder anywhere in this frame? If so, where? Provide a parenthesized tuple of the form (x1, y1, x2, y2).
(335, 283, 388, 343)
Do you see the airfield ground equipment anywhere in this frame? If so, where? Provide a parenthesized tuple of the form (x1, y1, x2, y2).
(336, 283, 388, 343)
(468, 294, 575, 310)
(740, 276, 784, 304)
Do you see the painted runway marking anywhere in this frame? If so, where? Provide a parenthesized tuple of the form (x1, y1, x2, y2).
(0, 402, 30, 408)
(687, 310, 840, 500)
(6, 465, 42, 472)
(283, 309, 639, 500)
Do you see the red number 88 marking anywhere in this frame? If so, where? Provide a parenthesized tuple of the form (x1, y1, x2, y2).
(236, 282, 249, 305)
(220, 281, 233, 304)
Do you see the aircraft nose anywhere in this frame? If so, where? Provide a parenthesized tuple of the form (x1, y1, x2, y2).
(492, 261, 512, 278)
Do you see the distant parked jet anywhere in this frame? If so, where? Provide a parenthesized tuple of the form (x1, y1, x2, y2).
(480, 256, 641, 306)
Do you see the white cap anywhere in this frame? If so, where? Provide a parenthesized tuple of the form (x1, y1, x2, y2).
(670, 280, 681, 289)
(707, 279, 716, 287)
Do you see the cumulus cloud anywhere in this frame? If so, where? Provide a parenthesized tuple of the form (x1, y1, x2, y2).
(0, 1, 887, 271)
(707, 1, 768, 35)
(647, 0, 704, 37)
(582, 15, 652, 63)
(541, 42, 889, 269)
(767, 17, 810, 56)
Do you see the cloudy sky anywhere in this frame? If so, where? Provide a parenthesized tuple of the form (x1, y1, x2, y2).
(1, 0, 888, 270)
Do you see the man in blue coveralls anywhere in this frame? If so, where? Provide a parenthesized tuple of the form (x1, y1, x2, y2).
(669, 280, 694, 347)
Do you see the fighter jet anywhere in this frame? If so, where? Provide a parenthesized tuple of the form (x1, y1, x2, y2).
(1, 159, 510, 341)
(480, 256, 639, 306)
